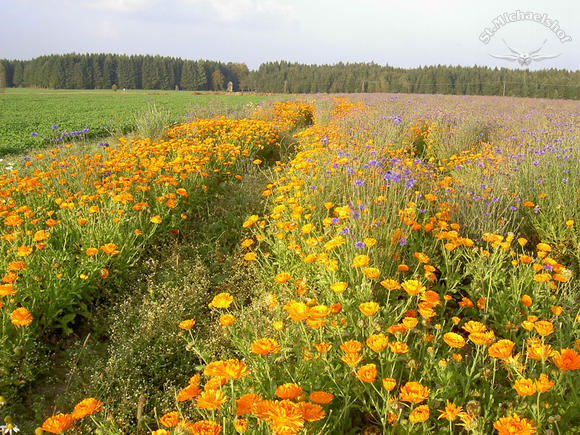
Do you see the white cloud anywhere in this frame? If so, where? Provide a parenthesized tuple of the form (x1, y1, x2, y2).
(183, 0, 295, 23)
(95, 20, 119, 38)
(81, 0, 155, 13)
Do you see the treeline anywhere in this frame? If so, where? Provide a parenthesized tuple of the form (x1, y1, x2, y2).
(1, 54, 579, 99)
(252, 61, 580, 99)
(0, 53, 249, 91)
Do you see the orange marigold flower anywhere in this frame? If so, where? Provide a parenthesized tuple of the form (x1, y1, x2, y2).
(251, 338, 280, 355)
(552, 348, 580, 371)
(341, 352, 363, 366)
(10, 307, 33, 327)
(438, 400, 463, 421)
(314, 342, 332, 353)
(196, 389, 228, 410)
(363, 267, 380, 279)
(356, 363, 377, 383)
(359, 301, 380, 316)
(533, 320, 554, 336)
(71, 397, 103, 419)
(0, 284, 16, 297)
(234, 418, 248, 432)
(443, 332, 466, 348)
(33, 230, 50, 241)
(409, 405, 430, 423)
(399, 381, 430, 403)
(458, 297, 474, 308)
(219, 314, 235, 326)
(535, 373, 554, 392)
(462, 321, 487, 334)
(366, 334, 389, 352)
(267, 400, 304, 435)
(7, 261, 26, 271)
(414, 252, 430, 263)
(533, 273, 551, 283)
(309, 391, 333, 404)
(243, 252, 257, 262)
(469, 331, 495, 346)
(493, 413, 536, 435)
(521, 294, 532, 307)
(340, 340, 363, 353)
(276, 383, 303, 400)
(190, 420, 222, 435)
(177, 383, 202, 402)
(100, 243, 119, 255)
(488, 339, 515, 359)
(402, 317, 419, 329)
(274, 272, 291, 283)
(284, 300, 310, 321)
(159, 411, 180, 428)
(178, 319, 196, 330)
(527, 339, 554, 360)
(513, 378, 536, 396)
(380, 279, 401, 290)
(298, 402, 326, 422)
(16, 245, 33, 257)
(236, 393, 261, 416)
(382, 378, 397, 391)
(205, 359, 249, 380)
(209, 292, 233, 309)
(41, 413, 75, 433)
(401, 279, 426, 296)
(389, 341, 409, 354)
(536, 243, 551, 252)
(352, 254, 370, 268)
(551, 305, 563, 315)
(330, 281, 348, 293)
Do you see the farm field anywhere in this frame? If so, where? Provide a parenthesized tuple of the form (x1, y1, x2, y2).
(0, 94, 579, 434)
(0, 89, 269, 155)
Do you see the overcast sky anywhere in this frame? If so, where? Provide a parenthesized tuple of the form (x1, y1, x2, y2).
(1, 0, 579, 70)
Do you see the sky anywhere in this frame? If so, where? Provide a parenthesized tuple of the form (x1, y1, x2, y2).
(1, 0, 579, 71)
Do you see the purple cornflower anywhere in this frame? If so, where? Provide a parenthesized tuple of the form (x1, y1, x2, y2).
(355, 241, 365, 249)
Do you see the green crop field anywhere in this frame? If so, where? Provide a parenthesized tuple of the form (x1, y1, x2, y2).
(0, 89, 268, 155)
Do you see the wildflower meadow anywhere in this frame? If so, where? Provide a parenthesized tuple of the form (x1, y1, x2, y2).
(1, 95, 578, 434)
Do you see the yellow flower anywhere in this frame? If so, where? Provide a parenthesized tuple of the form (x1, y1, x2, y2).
(352, 254, 370, 267)
(363, 267, 380, 279)
(382, 378, 397, 391)
(356, 363, 377, 383)
(359, 301, 380, 316)
(493, 414, 536, 435)
(330, 281, 348, 293)
(251, 338, 280, 355)
(513, 378, 536, 396)
(150, 215, 162, 224)
(209, 292, 233, 309)
(401, 279, 426, 296)
(10, 307, 33, 327)
(438, 401, 463, 421)
(443, 332, 466, 348)
(399, 381, 430, 403)
(409, 405, 430, 423)
(535, 373, 554, 392)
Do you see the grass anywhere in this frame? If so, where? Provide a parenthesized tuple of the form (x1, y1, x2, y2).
(0, 88, 269, 155)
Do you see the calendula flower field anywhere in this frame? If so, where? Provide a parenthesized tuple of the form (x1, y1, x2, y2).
(1, 95, 579, 434)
